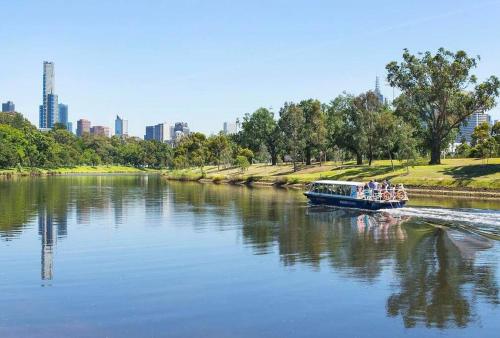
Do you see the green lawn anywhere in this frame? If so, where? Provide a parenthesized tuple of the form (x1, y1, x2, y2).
(0, 165, 156, 176)
(164, 158, 500, 190)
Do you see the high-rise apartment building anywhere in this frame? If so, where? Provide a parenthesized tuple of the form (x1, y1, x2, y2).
(115, 115, 128, 137)
(76, 119, 91, 137)
(58, 103, 68, 126)
(90, 126, 110, 137)
(1, 101, 15, 112)
(39, 61, 59, 129)
(456, 113, 492, 143)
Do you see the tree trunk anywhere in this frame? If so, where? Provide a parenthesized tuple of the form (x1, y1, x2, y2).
(356, 153, 363, 165)
(429, 141, 441, 165)
(271, 153, 277, 166)
(305, 148, 311, 165)
(388, 149, 394, 171)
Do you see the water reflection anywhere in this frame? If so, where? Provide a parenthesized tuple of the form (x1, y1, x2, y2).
(0, 177, 498, 331)
(38, 208, 54, 281)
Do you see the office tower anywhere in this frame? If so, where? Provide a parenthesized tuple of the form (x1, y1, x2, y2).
(58, 103, 68, 126)
(174, 122, 189, 135)
(76, 119, 91, 137)
(154, 123, 170, 142)
(374, 76, 384, 104)
(223, 121, 237, 135)
(67, 122, 73, 133)
(90, 126, 110, 137)
(145, 126, 155, 140)
(1, 101, 15, 112)
(115, 115, 128, 137)
(39, 61, 59, 129)
(145, 123, 170, 142)
(456, 113, 492, 143)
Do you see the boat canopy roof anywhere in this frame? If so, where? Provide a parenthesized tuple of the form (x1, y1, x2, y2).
(311, 180, 364, 187)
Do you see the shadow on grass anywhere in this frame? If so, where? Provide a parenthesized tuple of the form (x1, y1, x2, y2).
(441, 164, 500, 187)
(318, 165, 405, 182)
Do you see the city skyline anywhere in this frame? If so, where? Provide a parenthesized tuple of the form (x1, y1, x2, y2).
(1, 0, 500, 137)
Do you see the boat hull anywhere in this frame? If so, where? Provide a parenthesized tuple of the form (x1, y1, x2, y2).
(304, 192, 406, 210)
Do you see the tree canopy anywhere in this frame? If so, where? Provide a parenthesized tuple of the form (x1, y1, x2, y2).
(386, 48, 499, 164)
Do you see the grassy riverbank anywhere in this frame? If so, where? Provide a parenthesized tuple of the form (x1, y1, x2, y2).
(0, 165, 156, 176)
(163, 158, 500, 191)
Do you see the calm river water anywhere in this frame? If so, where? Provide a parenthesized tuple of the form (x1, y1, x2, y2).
(0, 175, 499, 337)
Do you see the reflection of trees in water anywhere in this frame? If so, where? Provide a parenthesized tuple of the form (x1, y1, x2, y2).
(1, 175, 170, 281)
(388, 227, 498, 328)
(0, 178, 71, 239)
(1, 179, 498, 328)
(168, 183, 499, 328)
(0, 175, 166, 238)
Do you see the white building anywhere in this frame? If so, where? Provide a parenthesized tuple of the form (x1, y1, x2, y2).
(223, 121, 238, 135)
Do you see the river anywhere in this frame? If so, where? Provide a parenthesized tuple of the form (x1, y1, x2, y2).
(0, 175, 499, 337)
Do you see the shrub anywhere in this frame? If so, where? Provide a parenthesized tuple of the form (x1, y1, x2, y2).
(212, 175, 224, 183)
(235, 155, 250, 172)
(274, 176, 288, 186)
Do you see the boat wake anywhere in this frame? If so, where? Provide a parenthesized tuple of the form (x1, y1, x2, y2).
(386, 207, 500, 237)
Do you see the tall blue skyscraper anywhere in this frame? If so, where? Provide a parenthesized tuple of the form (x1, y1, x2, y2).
(115, 115, 128, 137)
(39, 61, 58, 129)
(58, 103, 68, 126)
(144, 126, 155, 140)
(2, 101, 15, 112)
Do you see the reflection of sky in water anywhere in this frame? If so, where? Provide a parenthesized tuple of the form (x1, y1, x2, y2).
(0, 177, 499, 337)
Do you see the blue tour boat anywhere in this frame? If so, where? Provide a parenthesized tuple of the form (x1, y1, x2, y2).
(304, 180, 408, 210)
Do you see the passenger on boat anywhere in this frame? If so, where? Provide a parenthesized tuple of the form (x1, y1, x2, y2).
(368, 180, 377, 190)
(363, 184, 371, 199)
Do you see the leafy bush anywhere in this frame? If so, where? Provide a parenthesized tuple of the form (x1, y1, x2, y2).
(235, 155, 250, 172)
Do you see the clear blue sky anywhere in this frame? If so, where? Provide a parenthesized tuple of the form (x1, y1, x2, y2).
(1, 0, 500, 136)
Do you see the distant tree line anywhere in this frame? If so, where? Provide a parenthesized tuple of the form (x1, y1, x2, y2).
(1, 48, 499, 171)
(0, 113, 172, 169)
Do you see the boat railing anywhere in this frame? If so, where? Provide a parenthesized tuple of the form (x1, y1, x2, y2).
(359, 185, 408, 201)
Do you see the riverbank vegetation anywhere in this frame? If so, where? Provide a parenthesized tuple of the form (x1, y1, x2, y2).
(0, 112, 173, 170)
(0, 165, 155, 177)
(163, 158, 500, 190)
(1, 48, 499, 178)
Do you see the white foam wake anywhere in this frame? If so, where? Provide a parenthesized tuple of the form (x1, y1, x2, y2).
(386, 207, 500, 228)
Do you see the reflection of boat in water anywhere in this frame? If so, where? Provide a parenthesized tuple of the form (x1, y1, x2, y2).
(304, 180, 408, 210)
(306, 206, 411, 241)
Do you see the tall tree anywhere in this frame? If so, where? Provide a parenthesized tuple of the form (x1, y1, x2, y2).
(327, 93, 368, 165)
(386, 48, 499, 164)
(207, 134, 229, 170)
(279, 102, 305, 172)
(241, 108, 282, 165)
(175, 132, 208, 173)
(352, 91, 383, 166)
(299, 99, 326, 165)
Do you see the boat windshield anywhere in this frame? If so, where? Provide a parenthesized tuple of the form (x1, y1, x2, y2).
(310, 183, 356, 197)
